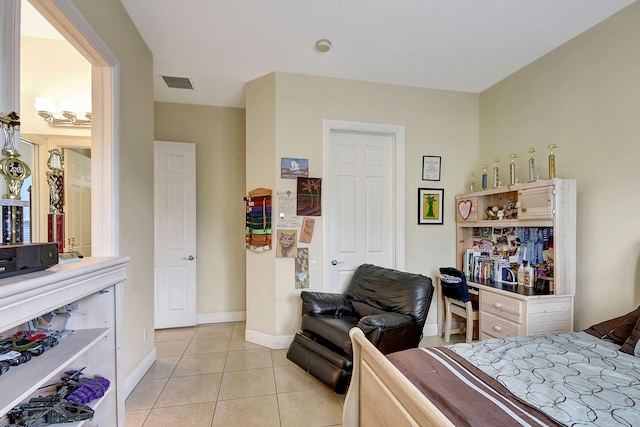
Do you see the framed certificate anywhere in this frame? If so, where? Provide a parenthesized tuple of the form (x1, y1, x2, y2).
(422, 155, 441, 181)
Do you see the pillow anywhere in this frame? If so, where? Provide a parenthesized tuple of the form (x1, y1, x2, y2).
(583, 307, 640, 344)
(620, 316, 640, 355)
(606, 306, 640, 344)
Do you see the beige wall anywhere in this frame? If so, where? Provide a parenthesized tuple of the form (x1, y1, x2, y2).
(480, 2, 640, 329)
(246, 73, 479, 339)
(154, 102, 247, 319)
(70, 0, 155, 379)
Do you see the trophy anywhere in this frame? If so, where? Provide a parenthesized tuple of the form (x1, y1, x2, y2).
(548, 143, 559, 179)
(509, 153, 517, 185)
(470, 172, 475, 192)
(481, 165, 488, 189)
(46, 149, 65, 253)
(0, 112, 30, 200)
(528, 147, 537, 182)
(493, 158, 500, 188)
(0, 112, 30, 244)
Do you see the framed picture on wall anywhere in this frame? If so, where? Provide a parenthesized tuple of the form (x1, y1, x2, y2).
(422, 155, 441, 181)
(418, 188, 444, 225)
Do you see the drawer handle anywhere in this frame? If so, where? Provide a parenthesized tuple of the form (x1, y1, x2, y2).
(493, 302, 503, 309)
(493, 325, 502, 332)
(521, 208, 527, 213)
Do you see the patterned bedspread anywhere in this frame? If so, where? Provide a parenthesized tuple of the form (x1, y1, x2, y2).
(449, 332, 640, 426)
(387, 332, 640, 426)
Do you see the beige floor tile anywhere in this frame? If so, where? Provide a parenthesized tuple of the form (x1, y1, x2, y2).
(125, 378, 168, 410)
(143, 402, 216, 427)
(154, 329, 196, 343)
(278, 388, 343, 427)
(232, 321, 246, 337)
(124, 409, 149, 427)
(212, 394, 281, 427)
(155, 340, 190, 358)
(173, 352, 227, 376)
(143, 356, 180, 380)
(195, 323, 234, 339)
(224, 348, 273, 371)
(186, 335, 231, 354)
(218, 367, 276, 401)
(274, 365, 325, 393)
(271, 348, 295, 367)
(154, 373, 223, 407)
(228, 335, 264, 351)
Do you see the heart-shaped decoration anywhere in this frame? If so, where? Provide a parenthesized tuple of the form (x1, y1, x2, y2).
(458, 200, 472, 220)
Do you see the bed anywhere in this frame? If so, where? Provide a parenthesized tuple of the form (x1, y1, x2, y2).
(343, 308, 640, 426)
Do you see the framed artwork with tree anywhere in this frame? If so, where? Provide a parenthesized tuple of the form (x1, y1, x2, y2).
(418, 188, 444, 225)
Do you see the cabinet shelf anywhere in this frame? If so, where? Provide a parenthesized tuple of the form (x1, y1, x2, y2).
(0, 257, 128, 426)
(0, 328, 109, 415)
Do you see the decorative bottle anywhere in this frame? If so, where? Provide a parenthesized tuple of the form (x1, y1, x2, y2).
(524, 261, 534, 287)
(517, 262, 525, 285)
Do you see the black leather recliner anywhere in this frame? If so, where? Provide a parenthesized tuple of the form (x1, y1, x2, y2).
(286, 264, 434, 393)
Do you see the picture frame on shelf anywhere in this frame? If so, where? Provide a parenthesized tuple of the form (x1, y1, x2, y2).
(418, 188, 444, 225)
(422, 155, 441, 181)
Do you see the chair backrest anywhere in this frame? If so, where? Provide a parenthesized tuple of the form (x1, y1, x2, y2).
(345, 264, 433, 326)
(439, 267, 471, 303)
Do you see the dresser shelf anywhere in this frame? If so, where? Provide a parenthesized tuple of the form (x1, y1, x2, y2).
(0, 257, 128, 426)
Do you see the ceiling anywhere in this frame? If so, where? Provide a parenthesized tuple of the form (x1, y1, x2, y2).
(28, 1, 637, 109)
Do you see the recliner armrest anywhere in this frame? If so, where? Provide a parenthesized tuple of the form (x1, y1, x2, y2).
(301, 291, 353, 316)
(357, 312, 413, 333)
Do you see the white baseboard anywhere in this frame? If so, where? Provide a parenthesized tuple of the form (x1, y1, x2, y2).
(245, 328, 294, 350)
(422, 322, 438, 337)
(125, 346, 156, 398)
(197, 311, 246, 325)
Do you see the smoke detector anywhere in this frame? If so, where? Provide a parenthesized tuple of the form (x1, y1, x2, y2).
(315, 39, 331, 53)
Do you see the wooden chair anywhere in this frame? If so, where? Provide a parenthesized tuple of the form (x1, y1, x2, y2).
(439, 267, 479, 343)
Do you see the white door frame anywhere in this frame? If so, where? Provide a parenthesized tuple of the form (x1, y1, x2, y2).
(28, 0, 119, 256)
(322, 119, 405, 292)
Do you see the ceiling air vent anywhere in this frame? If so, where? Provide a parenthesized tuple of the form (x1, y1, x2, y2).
(161, 75, 194, 90)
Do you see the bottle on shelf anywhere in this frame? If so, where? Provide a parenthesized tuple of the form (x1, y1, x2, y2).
(517, 262, 525, 285)
(524, 261, 535, 287)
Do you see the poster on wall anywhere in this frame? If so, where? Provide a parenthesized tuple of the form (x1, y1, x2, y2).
(277, 191, 301, 228)
(296, 177, 322, 216)
(418, 188, 444, 225)
(276, 229, 297, 258)
(295, 248, 309, 289)
(281, 158, 309, 179)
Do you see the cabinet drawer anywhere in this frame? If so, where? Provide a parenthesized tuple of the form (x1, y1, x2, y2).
(518, 186, 553, 220)
(481, 292, 523, 323)
(481, 312, 522, 339)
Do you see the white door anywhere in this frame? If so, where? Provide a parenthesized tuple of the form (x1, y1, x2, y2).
(324, 122, 405, 293)
(64, 148, 92, 256)
(154, 140, 197, 329)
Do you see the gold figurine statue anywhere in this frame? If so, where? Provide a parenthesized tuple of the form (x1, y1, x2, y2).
(548, 143, 559, 179)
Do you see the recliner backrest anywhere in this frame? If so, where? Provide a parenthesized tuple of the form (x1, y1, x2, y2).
(344, 264, 433, 326)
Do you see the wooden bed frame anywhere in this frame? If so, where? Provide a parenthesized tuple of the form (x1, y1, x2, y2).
(343, 328, 455, 426)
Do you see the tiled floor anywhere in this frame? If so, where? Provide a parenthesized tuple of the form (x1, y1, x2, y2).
(125, 322, 462, 427)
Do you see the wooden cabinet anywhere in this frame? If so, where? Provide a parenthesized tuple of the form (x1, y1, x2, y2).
(445, 178, 576, 340)
(0, 257, 128, 426)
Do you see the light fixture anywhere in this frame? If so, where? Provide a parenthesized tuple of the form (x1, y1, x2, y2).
(315, 39, 331, 53)
(35, 97, 91, 128)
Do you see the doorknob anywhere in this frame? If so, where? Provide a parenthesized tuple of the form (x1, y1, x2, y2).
(331, 259, 344, 266)
(183, 255, 195, 261)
